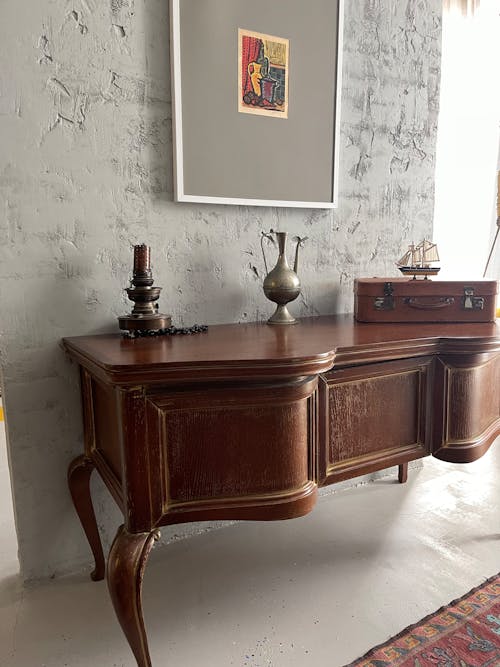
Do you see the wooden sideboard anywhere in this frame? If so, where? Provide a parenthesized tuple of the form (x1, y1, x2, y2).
(63, 315, 500, 667)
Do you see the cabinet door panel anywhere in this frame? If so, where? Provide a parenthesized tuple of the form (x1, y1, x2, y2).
(81, 371, 123, 509)
(319, 358, 432, 485)
(146, 378, 318, 524)
(433, 352, 500, 462)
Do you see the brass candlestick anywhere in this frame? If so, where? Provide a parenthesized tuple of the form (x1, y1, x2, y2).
(118, 244, 172, 334)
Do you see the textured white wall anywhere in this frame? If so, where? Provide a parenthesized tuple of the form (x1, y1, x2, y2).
(0, 0, 441, 580)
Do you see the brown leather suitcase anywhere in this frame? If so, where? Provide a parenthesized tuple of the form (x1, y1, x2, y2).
(354, 278, 498, 323)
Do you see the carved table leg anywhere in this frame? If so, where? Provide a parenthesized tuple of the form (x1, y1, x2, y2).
(107, 525, 160, 667)
(68, 454, 105, 581)
(398, 462, 408, 484)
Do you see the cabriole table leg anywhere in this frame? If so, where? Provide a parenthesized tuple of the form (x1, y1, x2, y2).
(107, 525, 160, 667)
(67, 454, 105, 581)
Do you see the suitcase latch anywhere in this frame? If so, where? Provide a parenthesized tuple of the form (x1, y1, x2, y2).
(463, 287, 484, 311)
(374, 282, 395, 311)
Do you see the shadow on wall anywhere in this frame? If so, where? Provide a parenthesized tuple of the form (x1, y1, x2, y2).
(0, 267, 123, 580)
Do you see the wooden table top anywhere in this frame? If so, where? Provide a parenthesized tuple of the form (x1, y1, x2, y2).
(62, 315, 500, 384)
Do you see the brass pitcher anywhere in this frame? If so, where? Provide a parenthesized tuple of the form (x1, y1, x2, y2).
(261, 230, 307, 325)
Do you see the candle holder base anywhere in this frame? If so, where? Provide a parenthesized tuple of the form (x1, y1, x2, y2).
(118, 313, 172, 333)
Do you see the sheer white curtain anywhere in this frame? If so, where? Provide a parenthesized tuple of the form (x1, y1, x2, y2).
(443, 0, 481, 14)
(433, 0, 500, 279)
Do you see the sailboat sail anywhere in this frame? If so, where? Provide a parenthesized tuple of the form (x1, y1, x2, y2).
(418, 240, 439, 264)
(397, 245, 416, 267)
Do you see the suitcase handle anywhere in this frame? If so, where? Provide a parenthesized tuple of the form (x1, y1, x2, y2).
(404, 297, 455, 310)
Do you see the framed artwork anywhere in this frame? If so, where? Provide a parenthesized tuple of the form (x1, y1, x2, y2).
(170, 0, 343, 208)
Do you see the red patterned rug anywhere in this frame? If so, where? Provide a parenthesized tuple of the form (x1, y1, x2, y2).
(344, 573, 500, 666)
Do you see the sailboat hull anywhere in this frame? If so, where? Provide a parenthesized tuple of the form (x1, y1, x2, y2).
(398, 266, 441, 279)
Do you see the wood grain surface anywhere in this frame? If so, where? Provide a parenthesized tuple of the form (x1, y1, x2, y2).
(64, 315, 500, 667)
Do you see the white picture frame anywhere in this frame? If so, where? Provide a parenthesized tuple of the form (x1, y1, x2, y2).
(170, 0, 344, 209)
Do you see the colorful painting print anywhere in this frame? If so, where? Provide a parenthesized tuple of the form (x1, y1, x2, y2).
(238, 29, 289, 119)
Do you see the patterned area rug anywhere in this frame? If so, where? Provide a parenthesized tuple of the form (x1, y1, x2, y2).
(344, 573, 500, 666)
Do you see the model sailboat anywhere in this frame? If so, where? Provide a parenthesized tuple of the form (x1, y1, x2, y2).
(397, 240, 440, 279)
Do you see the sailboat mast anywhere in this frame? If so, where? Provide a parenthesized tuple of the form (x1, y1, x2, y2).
(409, 247, 414, 265)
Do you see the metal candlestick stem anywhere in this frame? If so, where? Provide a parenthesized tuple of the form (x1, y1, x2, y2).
(118, 244, 172, 334)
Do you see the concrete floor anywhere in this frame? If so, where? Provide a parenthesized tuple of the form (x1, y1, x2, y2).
(0, 411, 499, 666)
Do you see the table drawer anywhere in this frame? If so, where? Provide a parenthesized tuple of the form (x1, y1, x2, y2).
(318, 357, 433, 486)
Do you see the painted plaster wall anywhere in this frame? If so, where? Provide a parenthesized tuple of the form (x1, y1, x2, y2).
(0, 0, 441, 580)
